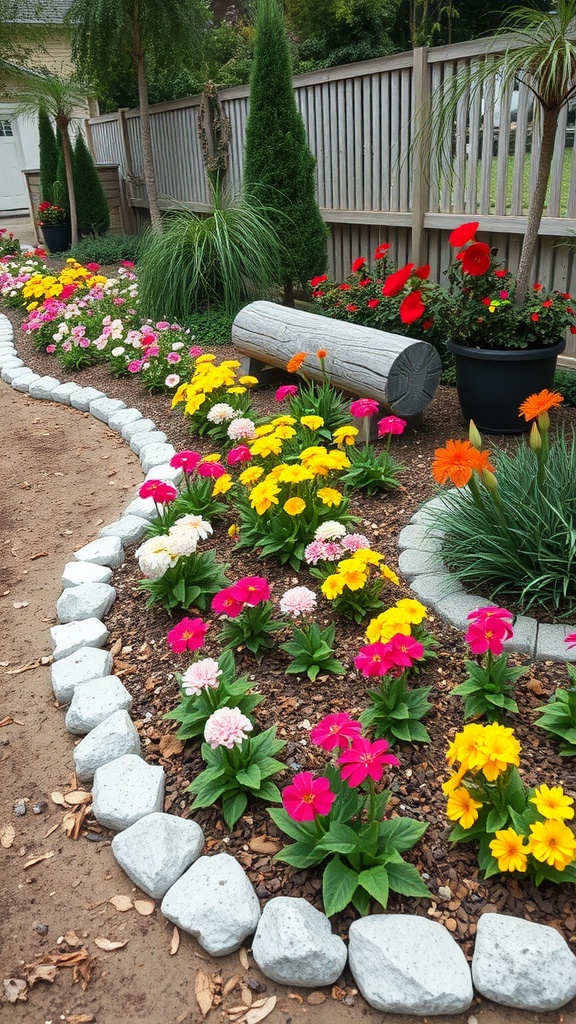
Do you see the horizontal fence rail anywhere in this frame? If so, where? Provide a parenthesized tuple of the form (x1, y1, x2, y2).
(89, 36, 576, 365)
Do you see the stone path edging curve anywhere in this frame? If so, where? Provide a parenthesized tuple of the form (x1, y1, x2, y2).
(2, 310, 576, 1015)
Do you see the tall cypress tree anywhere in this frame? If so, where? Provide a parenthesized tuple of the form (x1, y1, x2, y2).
(73, 132, 110, 235)
(243, 0, 328, 304)
(55, 132, 70, 213)
(38, 107, 58, 202)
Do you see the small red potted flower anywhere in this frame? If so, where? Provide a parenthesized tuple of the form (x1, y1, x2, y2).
(37, 200, 71, 254)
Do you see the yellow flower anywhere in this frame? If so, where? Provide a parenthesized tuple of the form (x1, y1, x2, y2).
(323, 450, 351, 471)
(442, 766, 467, 796)
(239, 375, 259, 386)
(446, 787, 483, 830)
(381, 564, 400, 585)
(249, 435, 284, 458)
(394, 598, 427, 623)
(530, 784, 575, 821)
(489, 829, 528, 873)
(338, 562, 368, 591)
(184, 393, 206, 415)
(228, 524, 239, 537)
(203, 453, 221, 463)
(365, 609, 411, 644)
(277, 464, 314, 484)
(273, 424, 296, 440)
(254, 423, 276, 437)
(528, 819, 576, 870)
(350, 548, 382, 566)
(227, 386, 247, 394)
(221, 360, 241, 369)
(332, 425, 359, 447)
(299, 445, 328, 460)
(249, 480, 280, 515)
(195, 354, 216, 363)
(300, 415, 324, 430)
(212, 473, 233, 495)
(239, 466, 264, 487)
(26, 301, 38, 310)
(446, 723, 485, 770)
(317, 487, 343, 507)
(271, 415, 297, 427)
(284, 497, 306, 515)
(321, 574, 345, 600)
(469, 723, 521, 781)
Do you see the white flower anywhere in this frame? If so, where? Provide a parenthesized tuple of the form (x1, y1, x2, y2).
(166, 526, 198, 557)
(173, 513, 213, 541)
(164, 373, 180, 388)
(136, 536, 176, 579)
(314, 520, 347, 541)
(111, 346, 126, 357)
(181, 657, 222, 696)
(207, 403, 236, 424)
(279, 586, 317, 617)
(227, 417, 256, 441)
(171, 341, 184, 350)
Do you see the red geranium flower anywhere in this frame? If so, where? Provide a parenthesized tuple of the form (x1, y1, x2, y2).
(310, 274, 327, 287)
(449, 221, 479, 247)
(352, 257, 366, 273)
(399, 289, 425, 324)
(461, 242, 491, 276)
(414, 264, 431, 280)
(367, 298, 380, 309)
(374, 243, 391, 260)
(382, 263, 414, 297)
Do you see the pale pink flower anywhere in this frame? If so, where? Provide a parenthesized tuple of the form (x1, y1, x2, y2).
(280, 586, 317, 617)
(165, 374, 180, 388)
(181, 657, 222, 696)
(341, 533, 370, 551)
(204, 707, 253, 749)
(166, 351, 181, 364)
(227, 417, 256, 440)
(45, 344, 56, 353)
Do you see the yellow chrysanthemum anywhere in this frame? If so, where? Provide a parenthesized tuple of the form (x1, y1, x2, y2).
(212, 473, 233, 495)
(239, 466, 264, 487)
(277, 464, 314, 484)
(442, 766, 467, 796)
(300, 415, 324, 430)
(332, 425, 359, 447)
(249, 480, 280, 515)
(528, 819, 576, 870)
(317, 487, 343, 507)
(299, 446, 328, 460)
(273, 424, 296, 440)
(184, 393, 207, 415)
(446, 723, 485, 770)
(270, 416, 297, 427)
(227, 386, 247, 394)
(284, 497, 306, 515)
(254, 423, 276, 437)
(195, 354, 216, 363)
(321, 574, 345, 600)
(489, 829, 528, 873)
(394, 598, 427, 623)
(323, 450, 351, 471)
(349, 549, 382, 566)
(530, 784, 575, 821)
(203, 453, 221, 463)
(381, 564, 400, 585)
(249, 435, 284, 458)
(446, 787, 483, 830)
(338, 565, 368, 591)
(469, 723, 521, 782)
(239, 375, 259, 386)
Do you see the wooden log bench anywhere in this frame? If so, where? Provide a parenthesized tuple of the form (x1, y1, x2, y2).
(232, 301, 442, 438)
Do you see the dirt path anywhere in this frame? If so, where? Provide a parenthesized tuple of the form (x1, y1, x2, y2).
(0, 377, 571, 1024)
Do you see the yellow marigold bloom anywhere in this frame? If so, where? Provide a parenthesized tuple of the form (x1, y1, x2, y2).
(300, 415, 324, 430)
(339, 565, 368, 591)
(469, 723, 521, 782)
(365, 610, 411, 644)
(266, 465, 285, 482)
(254, 423, 276, 437)
(303, 457, 330, 476)
(249, 435, 284, 458)
(381, 564, 400, 585)
(446, 787, 482, 830)
(317, 487, 343, 507)
(323, 450, 351, 471)
(249, 480, 280, 515)
(227, 386, 247, 394)
(528, 819, 576, 870)
(228, 524, 239, 537)
(350, 548, 383, 566)
(212, 473, 233, 495)
(271, 416, 297, 426)
(446, 723, 485, 769)
(299, 446, 328, 460)
(321, 574, 345, 600)
(239, 466, 264, 486)
(221, 360, 241, 369)
(195, 354, 216, 363)
(273, 424, 296, 440)
(489, 829, 528, 873)
(184, 394, 207, 415)
(442, 766, 467, 795)
(277, 464, 314, 484)
(530, 784, 575, 821)
(239, 375, 259, 386)
(394, 598, 427, 623)
(284, 497, 306, 515)
(203, 453, 221, 462)
(26, 301, 38, 310)
(332, 425, 359, 447)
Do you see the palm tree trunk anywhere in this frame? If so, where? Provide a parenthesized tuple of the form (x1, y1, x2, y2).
(136, 49, 162, 231)
(57, 117, 78, 245)
(515, 107, 559, 306)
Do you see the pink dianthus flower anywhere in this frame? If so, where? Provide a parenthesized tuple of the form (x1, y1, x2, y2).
(204, 706, 253, 749)
(181, 657, 222, 696)
(279, 586, 317, 617)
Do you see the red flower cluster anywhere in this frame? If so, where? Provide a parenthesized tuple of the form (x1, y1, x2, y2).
(211, 576, 270, 617)
(355, 634, 425, 676)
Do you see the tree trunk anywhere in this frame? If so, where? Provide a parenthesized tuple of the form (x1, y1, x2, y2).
(57, 117, 78, 246)
(515, 107, 559, 306)
(283, 278, 294, 308)
(135, 48, 162, 230)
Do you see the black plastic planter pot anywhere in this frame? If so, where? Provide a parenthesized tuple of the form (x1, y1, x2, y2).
(40, 223, 72, 254)
(447, 339, 566, 435)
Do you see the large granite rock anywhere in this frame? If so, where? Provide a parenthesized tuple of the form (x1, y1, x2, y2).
(61, 560, 113, 588)
(92, 754, 165, 831)
(252, 897, 347, 987)
(73, 709, 141, 782)
(73, 536, 124, 568)
(65, 675, 132, 735)
(56, 582, 116, 623)
(51, 647, 113, 704)
(50, 618, 109, 660)
(112, 812, 205, 898)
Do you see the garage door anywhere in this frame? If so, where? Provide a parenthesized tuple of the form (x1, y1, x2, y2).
(0, 117, 28, 211)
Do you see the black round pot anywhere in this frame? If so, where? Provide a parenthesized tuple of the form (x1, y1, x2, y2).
(447, 339, 566, 434)
(40, 222, 72, 254)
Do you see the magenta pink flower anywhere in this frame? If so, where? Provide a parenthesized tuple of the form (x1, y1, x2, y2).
(197, 461, 227, 479)
(204, 706, 253, 749)
(139, 479, 178, 503)
(189, 345, 203, 357)
(127, 359, 143, 373)
(282, 771, 336, 822)
(167, 616, 209, 654)
(275, 384, 298, 402)
(170, 450, 202, 474)
(227, 445, 252, 466)
(211, 587, 245, 618)
(338, 736, 400, 787)
(230, 575, 270, 606)
(387, 633, 425, 668)
(465, 606, 514, 655)
(45, 344, 56, 353)
(354, 642, 395, 677)
(350, 398, 380, 418)
(566, 633, 576, 650)
(166, 351, 181, 364)
(378, 416, 407, 436)
(310, 713, 363, 752)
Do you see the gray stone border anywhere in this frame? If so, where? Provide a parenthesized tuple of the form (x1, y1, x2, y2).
(2, 311, 576, 1015)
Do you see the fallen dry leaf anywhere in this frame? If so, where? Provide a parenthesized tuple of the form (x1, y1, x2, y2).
(51, 791, 66, 806)
(26, 964, 58, 986)
(169, 926, 180, 956)
(66, 1015, 95, 1024)
(527, 676, 545, 695)
(1, 823, 16, 848)
(194, 970, 221, 1019)
(29, 552, 48, 561)
(238, 947, 249, 970)
(94, 937, 128, 951)
(64, 931, 82, 948)
(287, 993, 303, 1004)
(244, 996, 277, 1023)
(222, 975, 242, 998)
(0, 716, 14, 727)
(5, 662, 40, 675)
(62, 811, 78, 836)
(24, 850, 54, 869)
(247, 836, 281, 855)
(64, 791, 92, 806)
(158, 734, 185, 759)
(109, 638, 123, 658)
(133, 899, 155, 916)
(3, 978, 27, 1002)
(109, 894, 133, 912)
(241, 986, 252, 1007)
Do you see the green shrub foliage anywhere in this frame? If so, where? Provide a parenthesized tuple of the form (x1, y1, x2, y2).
(73, 132, 110, 235)
(38, 108, 59, 202)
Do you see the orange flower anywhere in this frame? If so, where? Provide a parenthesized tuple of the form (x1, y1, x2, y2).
(287, 352, 308, 373)
(432, 439, 483, 488)
(473, 449, 494, 473)
(518, 389, 564, 422)
(316, 349, 327, 359)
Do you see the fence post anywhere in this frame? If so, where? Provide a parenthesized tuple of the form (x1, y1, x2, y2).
(117, 108, 137, 233)
(411, 47, 430, 267)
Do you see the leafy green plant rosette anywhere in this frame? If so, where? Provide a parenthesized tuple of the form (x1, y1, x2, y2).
(165, 648, 263, 741)
(534, 636, 576, 755)
(277, 585, 344, 681)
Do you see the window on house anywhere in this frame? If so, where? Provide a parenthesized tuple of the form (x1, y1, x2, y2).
(0, 120, 14, 137)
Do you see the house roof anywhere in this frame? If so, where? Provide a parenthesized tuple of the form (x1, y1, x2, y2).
(9, 0, 74, 25)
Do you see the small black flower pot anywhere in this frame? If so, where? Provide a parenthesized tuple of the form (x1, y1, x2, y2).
(40, 223, 72, 254)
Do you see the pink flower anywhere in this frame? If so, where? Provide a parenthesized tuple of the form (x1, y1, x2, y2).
(282, 771, 336, 821)
(227, 445, 252, 466)
(166, 351, 181, 364)
(170, 450, 202, 474)
(355, 642, 395, 677)
(156, 321, 170, 329)
(181, 657, 222, 695)
(165, 374, 180, 388)
(85, 262, 100, 272)
(139, 479, 178, 503)
(227, 418, 256, 441)
(310, 713, 362, 752)
(167, 616, 209, 654)
(197, 461, 227, 478)
(230, 575, 270, 606)
(378, 416, 407, 436)
(467, 605, 514, 626)
(128, 359, 143, 373)
(189, 345, 203, 357)
(78, 338, 90, 348)
(338, 736, 400, 787)
(350, 398, 380, 418)
(465, 609, 514, 656)
(566, 633, 576, 650)
(275, 384, 299, 402)
(279, 586, 317, 617)
(204, 706, 253, 749)
(45, 344, 56, 353)
(340, 533, 370, 551)
(387, 633, 425, 668)
(211, 587, 245, 618)
(121, 260, 135, 267)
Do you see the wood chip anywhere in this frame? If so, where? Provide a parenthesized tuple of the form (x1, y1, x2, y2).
(29, 552, 48, 560)
(94, 937, 128, 951)
(44, 823, 59, 839)
(3, 978, 27, 1002)
(195, 970, 216, 1019)
(51, 791, 66, 806)
(238, 947, 249, 970)
(247, 836, 281, 855)
(158, 734, 185, 758)
(109, 895, 133, 912)
(241, 985, 252, 1007)
(5, 661, 40, 675)
(64, 931, 82, 948)
(63, 791, 92, 806)
(244, 996, 277, 1023)
(26, 964, 57, 986)
(23, 850, 54, 869)
(169, 926, 180, 956)
(109, 638, 122, 658)
(1, 823, 16, 848)
(133, 898, 155, 916)
(222, 975, 242, 998)
(66, 1015, 95, 1024)
(0, 716, 14, 727)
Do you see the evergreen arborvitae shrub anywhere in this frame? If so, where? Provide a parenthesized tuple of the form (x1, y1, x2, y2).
(38, 108, 59, 202)
(243, 0, 328, 300)
(54, 130, 71, 213)
(73, 132, 110, 235)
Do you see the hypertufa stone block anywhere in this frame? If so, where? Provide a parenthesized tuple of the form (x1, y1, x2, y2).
(51, 646, 113, 704)
(65, 675, 132, 735)
(73, 709, 141, 782)
(348, 915, 473, 1016)
(112, 812, 205, 899)
(92, 754, 165, 831)
(252, 896, 347, 987)
(161, 853, 261, 956)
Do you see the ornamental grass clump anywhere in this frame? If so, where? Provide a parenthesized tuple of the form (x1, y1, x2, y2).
(269, 712, 430, 917)
(444, 723, 576, 884)
(430, 390, 576, 616)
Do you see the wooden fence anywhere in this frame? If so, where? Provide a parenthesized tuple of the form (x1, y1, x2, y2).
(24, 164, 130, 242)
(87, 36, 576, 365)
